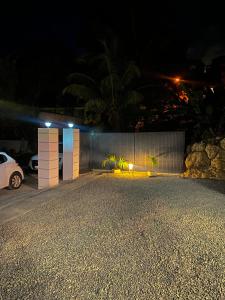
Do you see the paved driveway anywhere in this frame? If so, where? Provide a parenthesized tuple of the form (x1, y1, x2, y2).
(0, 175, 225, 299)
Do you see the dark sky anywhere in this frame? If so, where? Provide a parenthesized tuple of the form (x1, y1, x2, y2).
(0, 2, 224, 64)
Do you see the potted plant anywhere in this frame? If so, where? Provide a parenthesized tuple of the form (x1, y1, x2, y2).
(147, 155, 158, 177)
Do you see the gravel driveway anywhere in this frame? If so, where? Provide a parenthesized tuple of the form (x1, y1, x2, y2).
(0, 174, 225, 299)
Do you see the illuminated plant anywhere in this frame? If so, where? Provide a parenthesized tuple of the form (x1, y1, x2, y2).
(117, 157, 128, 170)
(102, 154, 117, 169)
(148, 155, 158, 170)
(102, 154, 129, 170)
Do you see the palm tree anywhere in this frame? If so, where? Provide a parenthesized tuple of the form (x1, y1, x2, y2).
(63, 39, 143, 130)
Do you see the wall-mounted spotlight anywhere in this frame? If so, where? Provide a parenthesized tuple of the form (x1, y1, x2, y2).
(68, 123, 74, 128)
(45, 122, 52, 128)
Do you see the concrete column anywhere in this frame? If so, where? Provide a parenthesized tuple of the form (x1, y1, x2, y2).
(63, 128, 80, 180)
(38, 128, 59, 189)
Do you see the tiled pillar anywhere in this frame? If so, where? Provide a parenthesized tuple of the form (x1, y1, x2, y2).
(38, 128, 59, 189)
(63, 128, 80, 180)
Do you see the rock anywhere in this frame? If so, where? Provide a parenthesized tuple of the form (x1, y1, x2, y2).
(220, 138, 225, 150)
(185, 151, 210, 170)
(215, 170, 225, 179)
(211, 158, 225, 170)
(184, 138, 225, 180)
(183, 169, 211, 179)
(205, 144, 220, 160)
(215, 149, 225, 161)
(209, 167, 225, 179)
(191, 142, 206, 152)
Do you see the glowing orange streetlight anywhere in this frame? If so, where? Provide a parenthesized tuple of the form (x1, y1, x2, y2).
(174, 77, 181, 83)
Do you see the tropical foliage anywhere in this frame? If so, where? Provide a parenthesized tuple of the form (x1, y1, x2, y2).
(102, 154, 128, 170)
(148, 155, 158, 169)
(63, 39, 143, 130)
(147, 79, 223, 143)
(102, 154, 117, 169)
(117, 157, 129, 170)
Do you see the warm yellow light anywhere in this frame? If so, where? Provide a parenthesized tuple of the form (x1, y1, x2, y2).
(174, 77, 180, 83)
(114, 169, 121, 174)
(128, 163, 134, 171)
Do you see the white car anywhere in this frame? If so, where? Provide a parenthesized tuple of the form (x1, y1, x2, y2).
(29, 143, 63, 171)
(29, 153, 63, 171)
(0, 152, 24, 189)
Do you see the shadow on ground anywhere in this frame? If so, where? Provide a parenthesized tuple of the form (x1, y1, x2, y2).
(193, 178, 225, 195)
(24, 169, 91, 190)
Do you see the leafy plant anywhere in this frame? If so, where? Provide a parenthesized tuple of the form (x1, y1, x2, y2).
(117, 157, 128, 170)
(148, 155, 158, 170)
(102, 154, 117, 169)
(102, 154, 129, 170)
(63, 38, 143, 130)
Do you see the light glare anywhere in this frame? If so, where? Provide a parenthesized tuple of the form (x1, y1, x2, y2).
(45, 122, 52, 128)
(174, 77, 181, 83)
(128, 163, 134, 171)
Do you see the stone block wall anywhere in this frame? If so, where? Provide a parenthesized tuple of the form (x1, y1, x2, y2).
(38, 128, 59, 189)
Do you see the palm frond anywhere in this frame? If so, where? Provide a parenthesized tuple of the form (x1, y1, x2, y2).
(62, 84, 98, 100)
(100, 74, 121, 97)
(100, 40, 110, 56)
(75, 55, 89, 65)
(85, 99, 106, 112)
(102, 154, 117, 168)
(122, 61, 141, 86)
(67, 73, 96, 86)
(84, 99, 106, 125)
(117, 157, 128, 170)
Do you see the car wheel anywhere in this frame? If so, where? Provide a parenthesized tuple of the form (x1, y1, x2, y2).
(8, 172, 23, 189)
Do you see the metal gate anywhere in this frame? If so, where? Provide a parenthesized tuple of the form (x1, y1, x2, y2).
(89, 131, 185, 173)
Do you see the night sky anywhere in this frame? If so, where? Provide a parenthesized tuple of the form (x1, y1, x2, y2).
(1, 2, 224, 63)
(0, 1, 224, 108)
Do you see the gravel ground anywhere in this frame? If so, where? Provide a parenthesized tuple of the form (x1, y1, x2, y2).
(0, 174, 225, 300)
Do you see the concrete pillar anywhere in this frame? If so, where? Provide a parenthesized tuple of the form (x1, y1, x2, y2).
(63, 128, 80, 180)
(38, 128, 59, 189)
